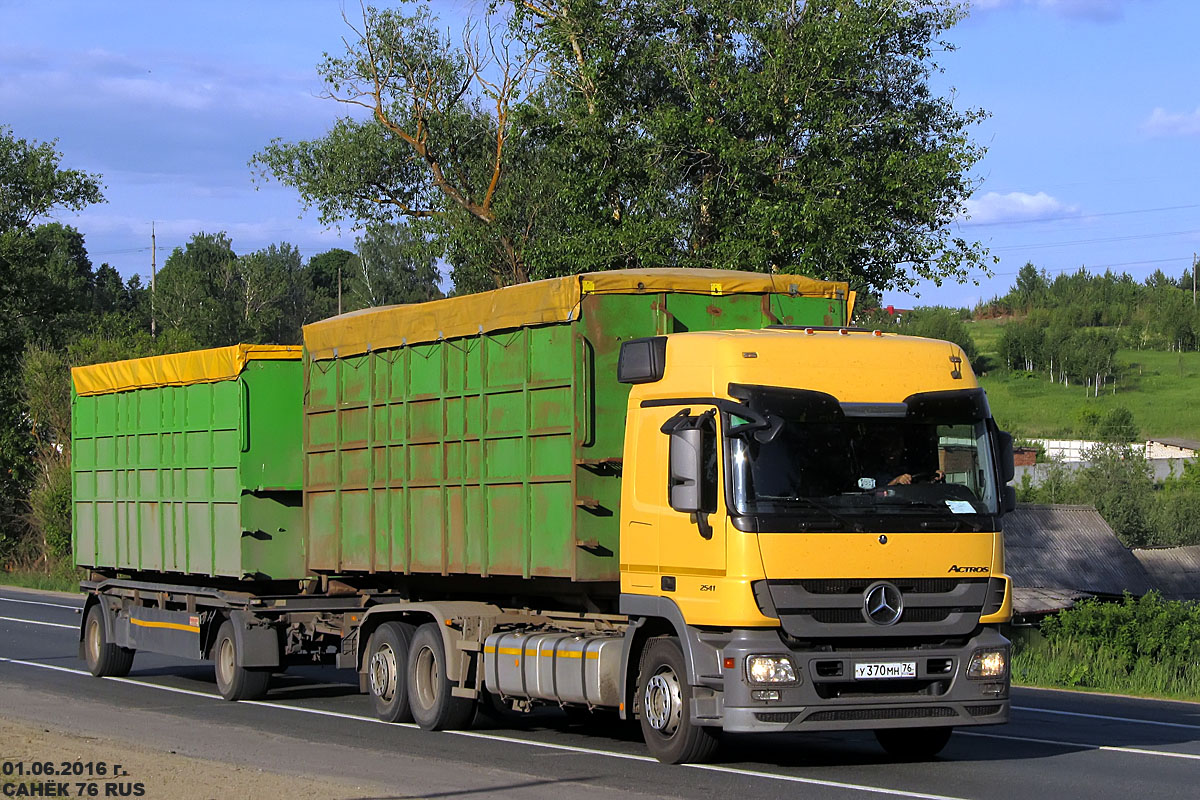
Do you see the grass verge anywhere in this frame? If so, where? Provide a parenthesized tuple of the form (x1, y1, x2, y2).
(1013, 637, 1200, 702)
(0, 563, 84, 594)
(1010, 593, 1200, 703)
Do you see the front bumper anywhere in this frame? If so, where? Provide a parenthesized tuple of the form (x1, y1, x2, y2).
(717, 627, 1010, 733)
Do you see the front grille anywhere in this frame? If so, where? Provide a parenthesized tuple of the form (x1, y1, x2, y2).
(760, 577, 989, 639)
(754, 711, 801, 724)
(805, 706, 956, 723)
(793, 578, 975, 594)
(966, 704, 1004, 716)
(796, 607, 969, 625)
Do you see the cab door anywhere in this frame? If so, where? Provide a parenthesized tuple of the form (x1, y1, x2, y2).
(655, 405, 727, 580)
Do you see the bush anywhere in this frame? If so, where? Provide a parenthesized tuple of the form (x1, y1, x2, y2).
(28, 456, 72, 561)
(1014, 594, 1200, 700)
(1097, 406, 1138, 442)
(1150, 485, 1200, 546)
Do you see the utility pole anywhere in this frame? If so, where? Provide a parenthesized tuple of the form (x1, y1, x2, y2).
(151, 222, 157, 339)
(337, 265, 342, 316)
(1193, 252, 1196, 307)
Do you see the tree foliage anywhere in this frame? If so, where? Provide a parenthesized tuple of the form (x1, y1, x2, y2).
(0, 126, 104, 233)
(255, 0, 991, 296)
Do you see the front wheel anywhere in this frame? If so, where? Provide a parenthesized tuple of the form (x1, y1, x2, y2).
(406, 622, 474, 731)
(637, 637, 718, 764)
(83, 603, 134, 678)
(874, 726, 953, 760)
(212, 620, 271, 701)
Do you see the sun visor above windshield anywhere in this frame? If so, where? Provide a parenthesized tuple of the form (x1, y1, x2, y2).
(903, 388, 991, 423)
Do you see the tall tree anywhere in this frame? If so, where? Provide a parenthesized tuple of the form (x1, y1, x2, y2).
(0, 126, 104, 233)
(0, 127, 105, 549)
(349, 222, 442, 310)
(154, 232, 243, 347)
(256, 0, 991, 296)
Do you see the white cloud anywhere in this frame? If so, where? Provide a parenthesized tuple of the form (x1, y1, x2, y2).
(1141, 107, 1200, 138)
(972, 0, 1149, 22)
(961, 191, 1078, 225)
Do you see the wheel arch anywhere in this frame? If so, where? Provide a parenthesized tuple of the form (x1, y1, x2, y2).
(618, 594, 721, 720)
(355, 601, 500, 682)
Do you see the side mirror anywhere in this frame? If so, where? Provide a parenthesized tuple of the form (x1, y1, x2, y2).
(1002, 485, 1017, 514)
(668, 428, 704, 513)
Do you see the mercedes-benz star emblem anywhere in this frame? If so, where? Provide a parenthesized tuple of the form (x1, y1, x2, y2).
(863, 581, 904, 626)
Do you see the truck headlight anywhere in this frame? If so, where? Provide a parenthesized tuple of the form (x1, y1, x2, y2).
(967, 648, 1008, 679)
(746, 655, 798, 684)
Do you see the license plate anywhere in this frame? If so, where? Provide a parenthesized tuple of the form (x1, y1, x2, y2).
(854, 661, 916, 680)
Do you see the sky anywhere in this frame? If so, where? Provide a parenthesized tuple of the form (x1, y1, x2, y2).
(2, 0, 1198, 309)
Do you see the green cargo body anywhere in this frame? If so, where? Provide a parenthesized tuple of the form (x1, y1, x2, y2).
(302, 270, 850, 585)
(72, 352, 305, 580)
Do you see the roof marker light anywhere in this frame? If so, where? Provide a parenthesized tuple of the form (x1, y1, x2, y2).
(873, 329, 883, 337)
(805, 327, 815, 335)
(839, 328, 849, 335)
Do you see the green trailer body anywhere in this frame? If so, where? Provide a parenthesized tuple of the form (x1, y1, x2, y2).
(301, 269, 852, 585)
(72, 346, 305, 580)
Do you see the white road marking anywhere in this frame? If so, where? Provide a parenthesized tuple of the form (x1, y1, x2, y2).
(957, 730, 1200, 761)
(3, 651, 1197, 792)
(0, 654, 966, 799)
(1015, 705, 1200, 731)
(0, 616, 76, 629)
(0, 596, 80, 610)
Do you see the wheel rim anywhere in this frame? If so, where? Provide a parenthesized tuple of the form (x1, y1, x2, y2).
(369, 643, 397, 702)
(413, 644, 438, 710)
(216, 636, 235, 689)
(85, 615, 101, 666)
(643, 667, 683, 736)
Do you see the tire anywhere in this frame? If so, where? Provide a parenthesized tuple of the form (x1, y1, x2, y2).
(212, 619, 271, 701)
(406, 622, 474, 731)
(82, 603, 134, 678)
(874, 726, 953, 760)
(366, 621, 416, 723)
(636, 637, 719, 764)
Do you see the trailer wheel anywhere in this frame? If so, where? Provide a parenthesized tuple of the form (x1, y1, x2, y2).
(366, 621, 416, 723)
(636, 637, 718, 764)
(407, 623, 474, 731)
(874, 726, 953, 760)
(83, 604, 134, 678)
(212, 620, 271, 701)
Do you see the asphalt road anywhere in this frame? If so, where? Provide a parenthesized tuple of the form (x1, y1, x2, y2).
(2, 585, 1198, 800)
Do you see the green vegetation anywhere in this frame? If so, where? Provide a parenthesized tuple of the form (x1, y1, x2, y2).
(1014, 594, 1200, 702)
(0, 563, 84, 594)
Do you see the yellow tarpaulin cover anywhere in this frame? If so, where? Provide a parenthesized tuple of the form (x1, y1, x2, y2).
(72, 344, 303, 396)
(303, 268, 853, 361)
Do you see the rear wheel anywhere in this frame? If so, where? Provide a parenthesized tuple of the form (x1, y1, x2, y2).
(637, 637, 718, 764)
(212, 620, 271, 701)
(367, 621, 416, 723)
(83, 603, 134, 678)
(407, 622, 474, 731)
(874, 726, 953, 760)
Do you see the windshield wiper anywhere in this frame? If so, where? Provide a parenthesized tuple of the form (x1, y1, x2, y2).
(771, 496, 852, 530)
(872, 499, 984, 531)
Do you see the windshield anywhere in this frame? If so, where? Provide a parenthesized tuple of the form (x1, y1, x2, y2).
(728, 389, 999, 523)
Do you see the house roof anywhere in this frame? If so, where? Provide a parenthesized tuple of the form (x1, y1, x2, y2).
(1005, 504, 1155, 602)
(1132, 546, 1200, 601)
(1146, 437, 1200, 451)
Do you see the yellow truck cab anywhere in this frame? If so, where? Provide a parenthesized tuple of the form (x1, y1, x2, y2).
(616, 327, 1013, 762)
